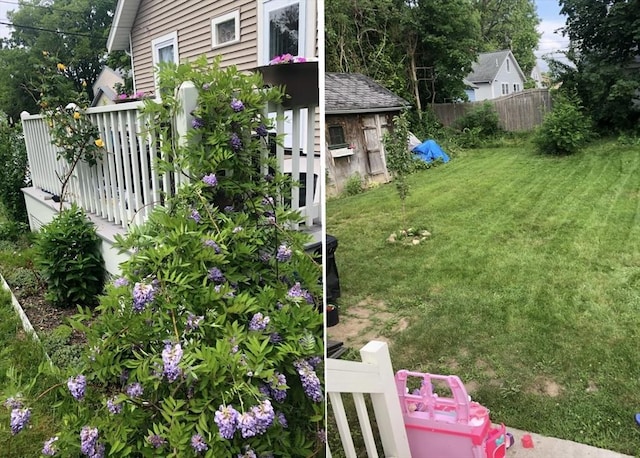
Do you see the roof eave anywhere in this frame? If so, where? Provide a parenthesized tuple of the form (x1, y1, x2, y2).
(326, 105, 409, 115)
(107, 0, 141, 52)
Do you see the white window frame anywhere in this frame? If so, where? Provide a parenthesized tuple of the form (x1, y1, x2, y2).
(501, 83, 509, 95)
(211, 10, 240, 49)
(260, 0, 307, 65)
(513, 83, 521, 93)
(151, 31, 179, 97)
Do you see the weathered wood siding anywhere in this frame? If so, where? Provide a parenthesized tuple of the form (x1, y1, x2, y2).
(432, 89, 552, 132)
(130, 0, 259, 94)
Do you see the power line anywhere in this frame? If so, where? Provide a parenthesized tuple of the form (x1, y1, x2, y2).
(0, 0, 90, 15)
(0, 20, 96, 37)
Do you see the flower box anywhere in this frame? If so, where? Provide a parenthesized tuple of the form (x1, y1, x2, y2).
(254, 61, 319, 108)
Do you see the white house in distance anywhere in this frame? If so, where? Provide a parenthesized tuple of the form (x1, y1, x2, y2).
(465, 50, 527, 101)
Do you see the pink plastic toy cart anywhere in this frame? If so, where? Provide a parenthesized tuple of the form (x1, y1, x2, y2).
(395, 370, 507, 458)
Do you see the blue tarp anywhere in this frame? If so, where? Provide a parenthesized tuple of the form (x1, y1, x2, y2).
(412, 139, 450, 164)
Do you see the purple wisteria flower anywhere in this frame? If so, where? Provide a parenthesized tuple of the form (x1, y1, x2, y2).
(203, 239, 222, 253)
(202, 83, 210, 90)
(294, 359, 323, 402)
(230, 132, 242, 151)
(224, 205, 235, 213)
(262, 196, 275, 206)
(80, 426, 102, 457)
(276, 244, 292, 262)
(208, 267, 225, 283)
(233, 226, 243, 233)
(126, 382, 143, 398)
(251, 399, 275, 434)
(269, 332, 283, 344)
(4, 396, 22, 409)
(113, 277, 128, 287)
(191, 434, 208, 453)
(249, 312, 270, 331)
(230, 98, 245, 112)
(147, 434, 167, 448)
(191, 209, 202, 223)
(308, 356, 322, 369)
(270, 372, 288, 402)
(192, 117, 205, 129)
(214, 404, 239, 439)
(68, 375, 86, 401)
(318, 428, 327, 444)
(42, 436, 59, 456)
(202, 173, 218, 187)
(162, 342, 183, 382)
(106, 397, 122, 414)
(256, 124, 268, 138)
(238, 446, 258, 458)
(10, 408, 30, 435)
(133, 281, 155, 312)
(238, 411, 258, 438)
(186, 313, 204, 331)
(276, 411, 288, 428)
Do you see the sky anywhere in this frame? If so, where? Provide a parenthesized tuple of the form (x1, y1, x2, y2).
(534, 0, 570, 72)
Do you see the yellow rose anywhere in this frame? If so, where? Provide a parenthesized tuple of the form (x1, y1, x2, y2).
(57, 63, 66, 71)
(73, 112, 81, 120)
(95, 139, 104, 148)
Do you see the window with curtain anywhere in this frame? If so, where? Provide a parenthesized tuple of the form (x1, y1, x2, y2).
(263, 0, 306, 63)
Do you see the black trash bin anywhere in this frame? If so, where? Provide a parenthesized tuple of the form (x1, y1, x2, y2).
(304, 234, 341, 322)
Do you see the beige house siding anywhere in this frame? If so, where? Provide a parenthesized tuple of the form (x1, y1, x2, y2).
(130, 0, 259, 94)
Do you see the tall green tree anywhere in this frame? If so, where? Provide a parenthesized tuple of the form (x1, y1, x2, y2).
(473, 0, 541, 75)
(554, 0, 640, 130)
(0, 0, 118, 119)
(325, 0, 481, 108)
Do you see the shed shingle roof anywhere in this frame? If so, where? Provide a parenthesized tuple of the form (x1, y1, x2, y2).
(325, 72, 410, 114)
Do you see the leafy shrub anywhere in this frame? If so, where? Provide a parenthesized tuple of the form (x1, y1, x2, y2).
(9, 57, 324, 457)
(35, 204, 104, 307)
(0, 220, 29, 242)
(534, 94, 592, 155)
(343, 173, 364, 196)
(0, 115, 30, 224)
(454, 102, 502, 138)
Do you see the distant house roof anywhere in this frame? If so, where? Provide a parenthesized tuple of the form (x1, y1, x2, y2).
(325, 72, 410, 114)
(107, 0, 142, 52)
(467, 50, 526, 84)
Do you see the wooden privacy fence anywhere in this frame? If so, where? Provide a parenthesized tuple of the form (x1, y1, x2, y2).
(432, 89, 552, 132)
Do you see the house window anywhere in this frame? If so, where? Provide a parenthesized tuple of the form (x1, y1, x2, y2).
(501, 83, 509, 95)
(262, 0, 306, 64)
(151, 32, 179, 96)
(513, 83, 521, 93)
(506, 58, 510, 72)
(328, 125, 347, 149)
(212, 11, 240, 48)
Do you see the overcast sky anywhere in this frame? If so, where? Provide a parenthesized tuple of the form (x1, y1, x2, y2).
(534, 0, 570, 72)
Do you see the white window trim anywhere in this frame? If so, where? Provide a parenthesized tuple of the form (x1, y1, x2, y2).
(151, 31, 179, 97)
(259, 0, 307, 65)
(501, 83, 509, 95)
(211, 10, 240, 49)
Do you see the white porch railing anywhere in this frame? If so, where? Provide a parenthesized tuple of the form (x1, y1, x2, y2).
(326, 341, 411, 458)
(21, 96, 321, 229)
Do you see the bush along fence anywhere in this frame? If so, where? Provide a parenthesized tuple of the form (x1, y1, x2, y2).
(2, 57, 325, 457)
(432, 89, 552, 132)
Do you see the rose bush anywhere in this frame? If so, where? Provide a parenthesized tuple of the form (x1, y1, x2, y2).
(5, 56, 324, 457)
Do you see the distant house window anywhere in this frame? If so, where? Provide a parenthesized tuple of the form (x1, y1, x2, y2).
(328, 125, 347, 149)
(152, 32, 179, 96)
(513, 83, 521, 93)
(506, 58, 511, 72)
(501, 83, 509, 95)
(262, 0, 306, 64)
(212, 11, 240, 48)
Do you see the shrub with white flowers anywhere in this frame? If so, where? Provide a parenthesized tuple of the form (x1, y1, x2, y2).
(5, 56, 324, 457)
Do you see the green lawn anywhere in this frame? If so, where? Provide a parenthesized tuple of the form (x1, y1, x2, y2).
(327, 139, 640, 455)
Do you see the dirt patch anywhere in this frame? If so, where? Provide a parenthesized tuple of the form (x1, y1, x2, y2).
(586, 380, 599, 393)
(527, 376, 564, 397)
(327, 298, 409, 348)
(475, 359, 497, 379)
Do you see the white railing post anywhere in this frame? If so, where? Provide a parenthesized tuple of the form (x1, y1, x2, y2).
(174, 81, 198, 189)
(360, 341, 411, 458)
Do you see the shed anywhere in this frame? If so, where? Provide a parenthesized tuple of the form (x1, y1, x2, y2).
(325, 73, 410, 195)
